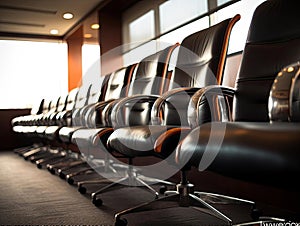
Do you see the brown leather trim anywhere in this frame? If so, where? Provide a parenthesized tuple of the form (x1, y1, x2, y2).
(217, 14, 241, 85)
(213, 95, 221, 121)
(154, 127, 191, 153)
(92, 127, 114, 146)
(163, 70, 173, 93)
(159, 43, 180, 95)
(99, 74, 110, 102)
(125, 63, 138, 96)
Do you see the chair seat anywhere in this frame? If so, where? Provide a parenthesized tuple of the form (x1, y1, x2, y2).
(108, 125, 190, 158)
(59, 126, 84, 143)
(35, 126, 48, 137)
(176, 122, 300, 190)
(44, 126, 61, 141)
(72, 128, 111, 149)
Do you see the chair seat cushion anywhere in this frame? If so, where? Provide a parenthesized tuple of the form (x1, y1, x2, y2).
(72, 128, 108, 148)
(108, 125, 189, 158)
(44, 126, 60, 141)
(176, 122, 300, 190)
(59, 126, 84, 143)
(35, 126, 48, 136)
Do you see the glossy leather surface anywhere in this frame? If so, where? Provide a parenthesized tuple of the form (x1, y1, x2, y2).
(102, 45, 177, 127)
(177, 0, 300, 190)
(108, 16, 238, 158)
(176, 122, 300, 190)
(233, 0, 300, 122)
(108, 125, 173, 157)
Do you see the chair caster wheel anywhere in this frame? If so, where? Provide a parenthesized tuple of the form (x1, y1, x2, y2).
(59, 172, 66, 179)
(115, 218, 128, 226)
(67, 177, 74, 185)
(92, 197, 103, 207)
(36, 163, 42, 169)
(159, 185, 167, 194)
(48, 167, 55, 175)
(78, 186, 86, 194)
(251, 207, 262, 220)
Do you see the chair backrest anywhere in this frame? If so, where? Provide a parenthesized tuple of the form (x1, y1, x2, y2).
(56, 94, 68, 112)
(128, 44, 179, 97)
(71, 84, 93, 126)
(104, 65, 137, 101)
(35, 99, 52, 125)
(233, 0, 300, 122)
(74, 84, 92, 109)
(65, 88, 79, 111)
(163, 15, 240, 126)
(43, 96, 61, 125)
(47, 96, 60, 115)
(42, 99, 51, 114)
(77, 65, 137, 127)
(30, 99, 45, 115)
(125, 44, 179, 126)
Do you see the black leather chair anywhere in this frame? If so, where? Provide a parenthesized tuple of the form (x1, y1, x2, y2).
(20, 98, 57, 160)
(106, 15, 240, 224)
(34, 85, 94, 168)
(28, 88, 79, 169)
(73, 44, 179, 203)
(56, 65, 136, 180)
(27, 96, 64, 162)
(12, 98, 46, 155)
(175, 0, 300, 222)
(111, 0, 300, 225)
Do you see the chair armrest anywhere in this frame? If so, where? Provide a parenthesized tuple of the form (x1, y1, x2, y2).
(84, 99, 115, 128)
(75, 102, 99, 127)
(56, 110, 72, 126)
(151, 87, 201, 125)
(110, 94, 160, 128)
(268, 61, 300, 122)
(188, 85, 235, 128)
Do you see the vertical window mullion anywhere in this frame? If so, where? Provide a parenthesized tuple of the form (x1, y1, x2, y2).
(208, 0, 218, 26)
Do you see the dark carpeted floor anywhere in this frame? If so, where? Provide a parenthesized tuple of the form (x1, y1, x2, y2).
(0, 150, 283, 226)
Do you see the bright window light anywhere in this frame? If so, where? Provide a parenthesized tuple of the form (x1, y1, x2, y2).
(81, 44, 101, 91)
(0, 40, 68, 109)
(129, 10, 155, 49)
(159, 0, 207, 34)
(213, 0, 266, 54)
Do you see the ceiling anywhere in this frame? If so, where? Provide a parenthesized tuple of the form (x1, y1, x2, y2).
(0, 0, 105, 40)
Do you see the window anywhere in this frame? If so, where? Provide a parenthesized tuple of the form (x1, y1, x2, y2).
(123, 0, 266, 63)
(129, 10, 155, 49)
(82, 44, 101, 88)
(159, 16, 209, 47)
(159, 0, 208, 34)
(212, 0, 265, 54)
(0, 40, 68, 109)
(123, 41, 159, 66)
(217, 0, 233, 6)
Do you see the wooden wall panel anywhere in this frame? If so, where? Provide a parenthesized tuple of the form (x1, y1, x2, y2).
(67, 26, 83, 91)
(0, 109, 32, 151)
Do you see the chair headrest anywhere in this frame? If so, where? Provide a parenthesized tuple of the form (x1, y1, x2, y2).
(247, 0, 300, 43)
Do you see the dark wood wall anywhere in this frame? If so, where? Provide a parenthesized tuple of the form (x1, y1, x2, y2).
(0, 109, 32, 151)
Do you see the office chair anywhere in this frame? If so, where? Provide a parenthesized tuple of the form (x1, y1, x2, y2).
(28, 88, 79, 168)
(20, 99, 55, 160)
(105, 15, 240, 216)
(112, 0, 300, 225)
(34, 85, 94, 167)
(56, 65, 136, 180)
(74, 44, 179, 204)
(12, 98, 45, 155)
